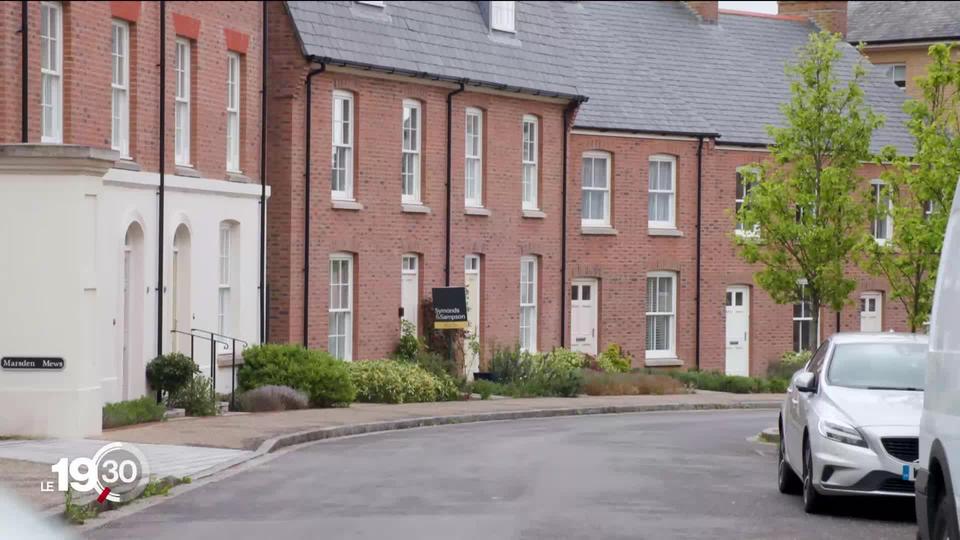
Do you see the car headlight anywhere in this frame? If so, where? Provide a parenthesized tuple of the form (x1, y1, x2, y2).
(818, 419, 868, 448)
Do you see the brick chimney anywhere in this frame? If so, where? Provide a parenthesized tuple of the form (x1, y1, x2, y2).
(686, 1, 719, 24)
(777, 1, 848, 37)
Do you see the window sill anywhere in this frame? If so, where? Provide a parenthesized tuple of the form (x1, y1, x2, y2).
(522, 209, 546, 219)
(648, 228, 683, 237)
(644, 356, 682, 367)
(226, 172, 250, 183)
(332, 199, 364, 211)
(175, 165, 201, 178)
(113, 158, 141, 172)
(581, 226, 618, 236)
(465, 207, 491, 217)
(401, 203, 431, 214)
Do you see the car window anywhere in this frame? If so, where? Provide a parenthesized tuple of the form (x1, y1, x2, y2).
(826, 342, 928, 390)
(807, 341, 830, 374)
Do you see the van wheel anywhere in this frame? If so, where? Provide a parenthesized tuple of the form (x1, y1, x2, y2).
(778, 435, 801, 494)
(933, 495, 960, 540)
(803, 441, 825, 513)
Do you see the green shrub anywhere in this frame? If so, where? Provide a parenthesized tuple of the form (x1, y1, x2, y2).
(490, 346, 532, 383)
(596, 344, 632, 373)
(169, 374, 218, 416)
(237, 385, 310, 412)
(582, 371, 687, 396)
(102, 396, 166, 429)
(146, 353, 197, 400)
(767, 350, 812, 380)
(409, 349, 459, 378)
(544, 348, 587, 370)
(238, 344, 355, 407)
(469, 379, 506, 400)
(395, 320, 422, 362)
(349, 360, 459, 404)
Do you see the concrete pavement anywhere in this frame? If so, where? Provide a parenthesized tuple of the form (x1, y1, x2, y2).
(87, 410, 915, 540)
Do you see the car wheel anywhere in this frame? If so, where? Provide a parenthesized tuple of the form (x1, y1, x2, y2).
(802, 440, 825, 514)
(933, 495, 960, 540)
(778, 435, 802, 495)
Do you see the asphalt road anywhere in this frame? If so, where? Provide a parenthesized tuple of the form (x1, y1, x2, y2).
(87, 410, 916, 540)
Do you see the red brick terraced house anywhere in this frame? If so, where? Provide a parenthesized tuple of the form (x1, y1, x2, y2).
(266, 0, 914, 376)
(0, 1, 266, 437)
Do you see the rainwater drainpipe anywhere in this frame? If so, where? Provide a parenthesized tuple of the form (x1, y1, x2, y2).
(444, 81, 465, 287)
(157, 0, 167, 359)
(20, 0, 27, 142)
(695, 136, 704, 371)
(559, 100, 582, 348)
(303, 63, 326, 346)
(259, 0, 268, 343)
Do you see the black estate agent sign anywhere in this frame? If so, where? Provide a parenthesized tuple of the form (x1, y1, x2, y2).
(1, 357, 65, 370)
(432, 287, 468, 330)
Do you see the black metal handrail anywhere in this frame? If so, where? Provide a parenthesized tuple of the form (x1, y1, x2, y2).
(170, 328, 250, 410)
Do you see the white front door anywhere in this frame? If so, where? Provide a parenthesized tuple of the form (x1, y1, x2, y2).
(570, 279, 598, 355)
(464, 255, 481, 376)
(860, 292, 882, 332)
(401, 254, 419, 333)
(725, 286, 750, 376)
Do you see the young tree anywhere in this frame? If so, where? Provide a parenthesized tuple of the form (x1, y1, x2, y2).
(864, 44, 960, 332)
(736, 32, 883, 348)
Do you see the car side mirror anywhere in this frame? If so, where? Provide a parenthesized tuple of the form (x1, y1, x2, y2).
(794, 372, 817, 393)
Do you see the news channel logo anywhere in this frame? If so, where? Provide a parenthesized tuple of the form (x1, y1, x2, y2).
(44, 442, 151, 503)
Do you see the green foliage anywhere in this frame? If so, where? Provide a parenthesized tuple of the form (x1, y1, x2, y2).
(469, 379, 505, 400)
(490, 346, 533, 383)
(736, 32, 882, 339)
(145, 353, 197, 400)
(487, 346, 583, 397)
(238, 344, 355, 407)
(544, 348, 588, 370)
(64, 487, 99, 525)
(865, 44, 960, 332)
(169, 374, 217, 417)
(395, 320, 422, 362)
(596, 344, 632, 373)
(349, 360, 460, 404)
(663, 370, 788, 394)
(102, 396, 166, 429)
(582, 371, 687, 396)
(767, 350, 812, 380)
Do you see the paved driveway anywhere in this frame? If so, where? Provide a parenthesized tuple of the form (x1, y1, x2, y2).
(87, 410, 915, 539)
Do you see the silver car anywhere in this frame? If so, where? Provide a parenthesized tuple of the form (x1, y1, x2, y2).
(777, 332, 928, 513)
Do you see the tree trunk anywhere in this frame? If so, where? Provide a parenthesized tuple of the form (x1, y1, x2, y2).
(812, 299, 822, 348)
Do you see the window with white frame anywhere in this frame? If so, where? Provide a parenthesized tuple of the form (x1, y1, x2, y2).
(175, 39, 191, 165)
(490, 1, 516, 32)
(924, 200, 935, 221)
(879, 63, 906, 89)
(519, 256, 538, 352)
(581, 152, 611, 227)
(332, 90, 354, 200)
(646, 272, 676, 357)
(793, 280, 817, 352)
(401, 100, 421, 203)
(226, 52, 241, 172)
(465, 108, 484, 207)
(735, 167, 759, 236)
(40, 1, 63, 143)
(329, 254, 354, 360)
(648, 155, 676, 229)
(218, 224, 233, 337)
(111, 20, 130, 156)
(522, 115, 538, 210)
(872, 181, 893, 243)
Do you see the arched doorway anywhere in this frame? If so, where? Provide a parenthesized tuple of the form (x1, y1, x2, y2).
(122, 222, 145, 400)
(172, 224, 192, 352)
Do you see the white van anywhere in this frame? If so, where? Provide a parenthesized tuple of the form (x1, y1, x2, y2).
(917, 178, 960, 540)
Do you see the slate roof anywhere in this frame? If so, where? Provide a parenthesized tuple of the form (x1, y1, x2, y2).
(284, 1, 913, 153)
(848, 1, 960, 44)
(285, 1, 584, 99)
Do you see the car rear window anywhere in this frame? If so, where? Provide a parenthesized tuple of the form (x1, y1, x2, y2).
(827, 342, 927, 390)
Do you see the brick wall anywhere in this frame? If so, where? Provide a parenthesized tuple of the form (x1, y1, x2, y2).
(265, 2, 567, 362)
(0, 0, 262, 180)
